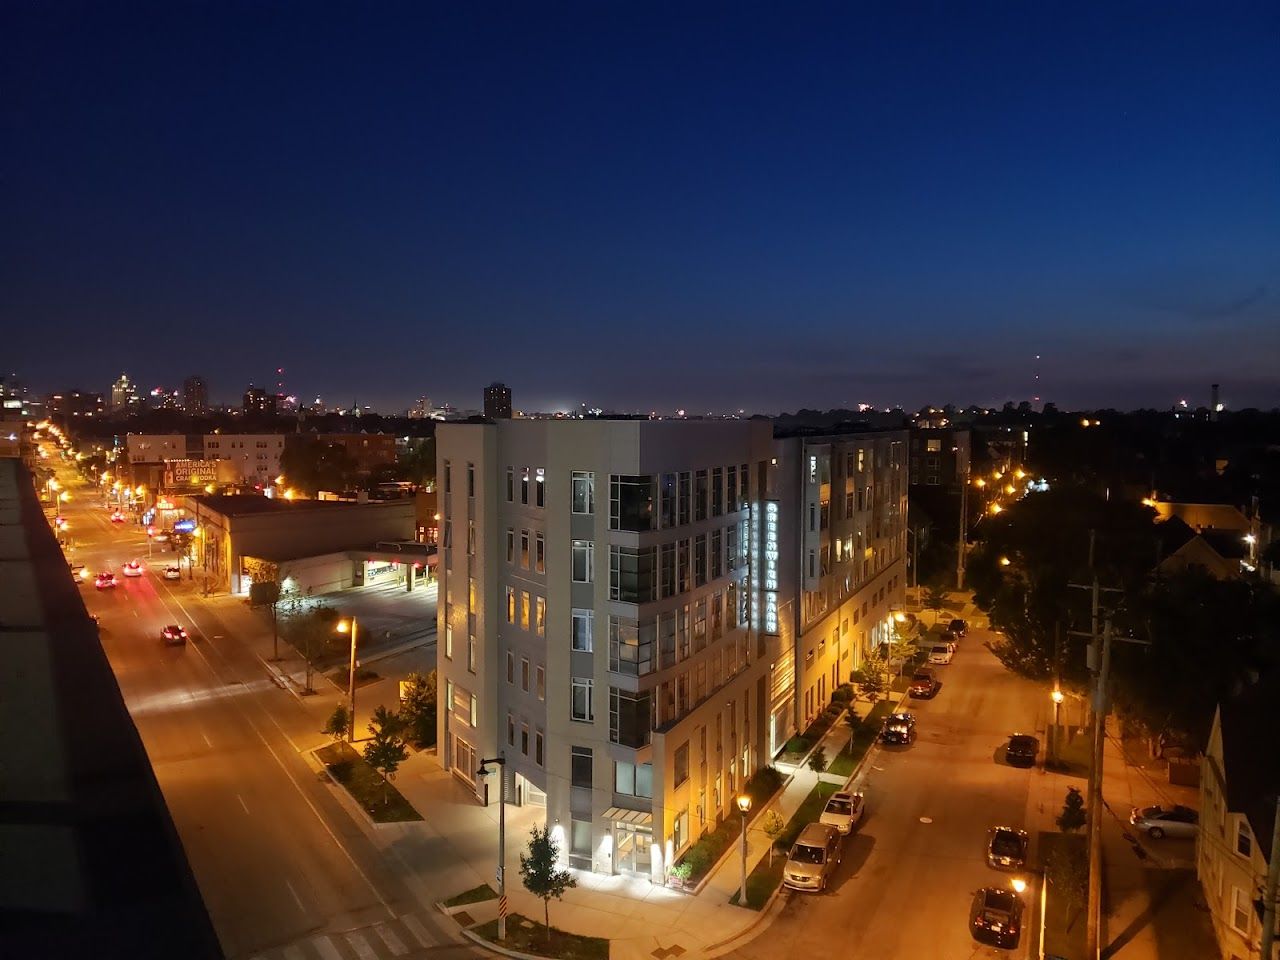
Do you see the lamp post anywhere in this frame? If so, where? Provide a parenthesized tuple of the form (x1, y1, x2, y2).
(337, 617, 359, 740)
(477, 756, 508, 941)
(1050, 688, 1064, 766)
(737, 794, 752, 905)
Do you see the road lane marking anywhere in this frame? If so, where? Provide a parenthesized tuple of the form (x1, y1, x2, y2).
(346, 931, 378, 960)
(402, 915, 432, 947)
(312, 936, 343, 960)
(285, 877, 305, 913)
(158, 583, 396, 919)
(237, 793, 250, 815)
(374, 923, 408, 956)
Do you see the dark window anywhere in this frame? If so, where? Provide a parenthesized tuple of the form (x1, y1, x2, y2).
(726, 466, 737, 514)
(571, 747, 592, 788)
(609, 475, 654, 532)
(609, 545, 657, 603)
(678, 472, 691, 525)
(711, 467, 723, 516)
(694, 534, 707, 587)
(660, 473, 677, 528)
(610, 687, 652, 747)
(694, 470, 708, 522)
(660, 542, 676, 598)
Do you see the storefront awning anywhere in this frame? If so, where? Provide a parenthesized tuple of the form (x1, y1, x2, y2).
(603, 807, 653, 827)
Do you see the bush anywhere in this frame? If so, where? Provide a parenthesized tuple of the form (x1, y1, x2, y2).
(831, 686, 853, 703)
(825, 702, 843, 717)
(785, 736, 810, 754)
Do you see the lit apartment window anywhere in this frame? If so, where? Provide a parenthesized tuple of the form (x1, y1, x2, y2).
(571, 471, 595, 514)
(467, 634, 476, 672)
(571, 540, 594, 582)
(571, 678, 594, 721)
(520, 592, 530, 630)
(521, 468, 529, 504)
(926, 438, 941, 452)
(1231, 887, 1251, 935)
(535, 597, 546, 636)
(535, 468, 545, 507)
(506, 587, 516, 623)
(571, 609, 594, 651)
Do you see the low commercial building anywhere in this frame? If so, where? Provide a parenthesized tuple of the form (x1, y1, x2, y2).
(1198, 680, 1280, 960)
(181, 493, 419, 595)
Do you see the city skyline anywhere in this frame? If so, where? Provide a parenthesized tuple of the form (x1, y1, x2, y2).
(3, 4, 1277, 412)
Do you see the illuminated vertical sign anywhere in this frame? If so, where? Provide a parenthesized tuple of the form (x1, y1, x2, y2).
(763, 500, 779, 634)
(749, 504, 759, 630)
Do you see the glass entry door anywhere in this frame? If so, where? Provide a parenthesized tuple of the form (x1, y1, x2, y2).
(615, 825, 652, 876)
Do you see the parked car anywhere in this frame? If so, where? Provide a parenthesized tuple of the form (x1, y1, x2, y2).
(122, 560, 144, 577)
(948, 618, 968, 639)
(1129, 804, 1198, 839)
(928, 641, 955, 665)
(970, 887, 1024, 949)
(1005, 734, 1039, 768)
(161, 624, 188, 646)
(908, 668, 940, 698)
(94, 571, 117, 589)
(986, 826, 1029, 870)
(783, 823, 842, 892)
(880, 712, 917, 745)
(820, 791, 865, 835)
(164, 565, 182, 580)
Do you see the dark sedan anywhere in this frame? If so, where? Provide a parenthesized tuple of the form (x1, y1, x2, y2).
(1005, 734, 1039, 767)
(880, 712, 917, 745)
(970, 887, 1024, 949)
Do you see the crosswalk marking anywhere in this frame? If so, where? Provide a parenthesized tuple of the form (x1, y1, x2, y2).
(312, 936, 344, 960)
(346, 931, 378, 960)
(401, 915, 432, 948)
(374, 923, 408, 956)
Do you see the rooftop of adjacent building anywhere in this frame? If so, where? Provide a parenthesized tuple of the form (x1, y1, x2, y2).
(189, 493, 408, 517)
(0, 458, 222, 958)
(1217, 673, 1280, 862)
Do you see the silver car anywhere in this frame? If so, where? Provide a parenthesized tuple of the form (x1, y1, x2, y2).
(1129, 804, 1198, 839)
(783, 822, 842, 892)
(819, 791, 865, 835)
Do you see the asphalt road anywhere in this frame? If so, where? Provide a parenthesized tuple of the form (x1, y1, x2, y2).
(731, 626, 1046, 960)
(49, 458, 471, 960)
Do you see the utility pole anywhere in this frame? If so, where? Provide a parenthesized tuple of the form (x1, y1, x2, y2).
(956, 468, 968, 591)
(478, 756, 508, 941)
(1085, 620, 1112, 960)
(1261, 797, 1280, 960)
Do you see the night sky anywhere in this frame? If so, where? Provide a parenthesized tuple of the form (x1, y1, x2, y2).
(3, 2, 1277, 414)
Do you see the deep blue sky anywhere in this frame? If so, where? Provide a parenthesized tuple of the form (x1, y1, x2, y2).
(3, 2, 1277, 414)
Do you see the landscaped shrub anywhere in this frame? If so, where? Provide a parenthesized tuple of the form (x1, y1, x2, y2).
(785, 736, 809, 754)
(831, 686, 853, 703)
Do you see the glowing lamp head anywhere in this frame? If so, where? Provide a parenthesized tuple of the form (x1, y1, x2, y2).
(736, 795, 752, 814)
(1051, 690, 1065, 704)
(1011, 877, 1027, 894)
(1000, 557, 1011, 566)
(337, 619, 351, 634)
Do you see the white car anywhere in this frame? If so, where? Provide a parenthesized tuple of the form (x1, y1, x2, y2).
(122, 560, 144, 577)
(164, 565, 182, 580)
(928, 641, 955, 665)
(819, 790, 866, 835)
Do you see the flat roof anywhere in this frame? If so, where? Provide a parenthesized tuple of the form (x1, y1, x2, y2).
(188, 493, 377, 516)
(0, 459, 222, 958)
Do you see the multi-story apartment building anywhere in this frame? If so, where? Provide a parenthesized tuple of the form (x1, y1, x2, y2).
(436, 419, 779, 882)
(908, 425, 970, 490)
(202, 434, 287, 483)
(773, 429, 909, 738)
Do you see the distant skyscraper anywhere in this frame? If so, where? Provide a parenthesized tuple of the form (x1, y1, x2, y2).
(242, 386, 277, 416)
(183, 376, 209, 414)
(484, 382, 512, 419)
(110, 373, 139, 413)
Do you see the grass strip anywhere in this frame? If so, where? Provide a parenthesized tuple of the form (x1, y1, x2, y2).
(317, 741, 423, 823)
(444, 883, 497, 907)
(730, 781, 841, 909)
(474, 914, 609, 960)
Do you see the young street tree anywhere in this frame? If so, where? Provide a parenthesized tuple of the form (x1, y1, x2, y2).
(1056, 786, 1087, 833)
(362, 706, 409, 805)
(852, 654, 889, 704)
(399, 670, 437, 748)
(761, 810, 786, 865)
(923, 585, 948, 624)
(244, 558, 290, 661)
(519, 824, 577, 942)
(808, 746, 828, 774)
(280, 599, 336, 694)
(323, 704, 351, 742)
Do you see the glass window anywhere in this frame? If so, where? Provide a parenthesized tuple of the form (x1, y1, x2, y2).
(521, 531, 530, 567)
(711, 467, 723, 516)
(1231, 887, 1251, 935)
(660, 542, 676, 598)
(693, 599, 707, 652)
(535, 468, 545, 507)
(609, 475, 654, 532)
(536, 596, 546, 636)
(506, 651, 514, 683)
(571, 745, 593, 787)
(467, 634, 476, 672)
(677, 539, 690, 592)
(726, 466, 736, 513)
(467, 463, 475, 497)
(445, 622, 453, 659)
(535, 731, 544, 766)
(521, 657, 530, 691)
(1236, 819, 1252, 857)
(571, 818, 591, 855)
(521, 724, 529, 756)
(678, 472, 691, 525)
(609, 545, 657, 603)
(572, 471, 595, 514)
(443, 461, 451, 493)
(609, 616, 654, 675)
(571, 541, 594, 583)
(571, 609, 594, 651)
(506, 467, 514, 502)
(469, 694, 478, 727)
(660, 473, 676, 528)
(659, 612, 676, 666)
(505, 587, 516, 623)
(711, 529, 722, 579)
(520, 591, 530, 630)
(694, 470, 708, 522)
(694, 534, 707, 587)
(521, 467, 529, 504)
(674, 742, 689, 787)
(635, 762, 653, 798)
(506, 528, 514, 563)
(507, 715, 515, 747)
(609, 687, 652, 747)
(535, 534, 545, 573)
(468, 577, 477, 612)
(536, 665, 545, 700)
(571, 678, 594, 721)
(615, 761, 635, 795)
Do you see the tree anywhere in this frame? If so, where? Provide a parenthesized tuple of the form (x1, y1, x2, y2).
(852, 658, 888, 705)
(279, 439, 359, 497)
(519, 824, 577, 941)
(362, 706, 408, 804)
(1056, 786, 1087, 833)
(323, 704, 351, 741)
(923, 586, 948, 624)
(399, 671, 437, 747)
(808, 746, 828, 773)
(245, 558, 289, 661)
(280, 598, 336, 694)
(761, 810, 786, 865)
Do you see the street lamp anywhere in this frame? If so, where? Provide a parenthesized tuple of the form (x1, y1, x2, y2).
(1050, 688, 1065, 765)
(1011, 877, 1027, 895)
(336, 617, 359, 740)
(737, 794, 753, 906)
(477, 756, 508, 942)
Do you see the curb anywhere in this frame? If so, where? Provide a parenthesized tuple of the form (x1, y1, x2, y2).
(461, 927, 551, 960)
(705, 879, 790, 957)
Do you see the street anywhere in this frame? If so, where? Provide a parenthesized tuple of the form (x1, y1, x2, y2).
(731, 623, 1047, 960)
(50, 461, 473, 960)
